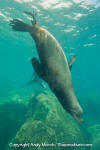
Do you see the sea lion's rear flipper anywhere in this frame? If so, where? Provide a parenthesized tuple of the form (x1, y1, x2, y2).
(24, 11, 37, 26)
(10, 19, 32, 32)
(69, 55, 76, 70)
(31, 57, 46, 82)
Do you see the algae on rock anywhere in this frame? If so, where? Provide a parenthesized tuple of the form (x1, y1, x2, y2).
(9, 91, 87, 150)
(88, 124, 100, 150)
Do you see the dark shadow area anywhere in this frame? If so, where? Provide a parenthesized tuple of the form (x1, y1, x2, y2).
(0, 102, 27, 150)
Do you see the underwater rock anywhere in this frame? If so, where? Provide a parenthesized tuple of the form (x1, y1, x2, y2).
(0, 88, 31, 150)
(8, 91, 87, 150)
(88, 124, 100, 150)
(0, 88, 31, 106)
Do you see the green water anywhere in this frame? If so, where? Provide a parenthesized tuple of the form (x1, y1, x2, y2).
(0, 0, 100, 150)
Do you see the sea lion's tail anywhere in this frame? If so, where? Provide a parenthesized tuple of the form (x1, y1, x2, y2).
(10, 19, 32, 32)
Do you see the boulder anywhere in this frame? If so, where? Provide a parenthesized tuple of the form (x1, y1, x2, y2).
(8, 91, 87, 150)
(88, 124, 100, 150)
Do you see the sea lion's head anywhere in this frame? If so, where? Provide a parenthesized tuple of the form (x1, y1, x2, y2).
(69, 105, 83, 123)
(53, 90, 83, 123)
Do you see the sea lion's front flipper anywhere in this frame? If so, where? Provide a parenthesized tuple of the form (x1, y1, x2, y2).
(69, 55, 76, 70)
(31, 57, 46, 81)
(27, 72, 46, 88)
(27, 77, 38, 85)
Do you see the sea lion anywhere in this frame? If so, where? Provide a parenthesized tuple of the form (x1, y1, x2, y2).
(10, 12, 83, 122)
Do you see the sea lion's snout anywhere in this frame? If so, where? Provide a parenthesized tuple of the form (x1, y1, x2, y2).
(70, 105, 83, 123)
(73, 112, 83, 123)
